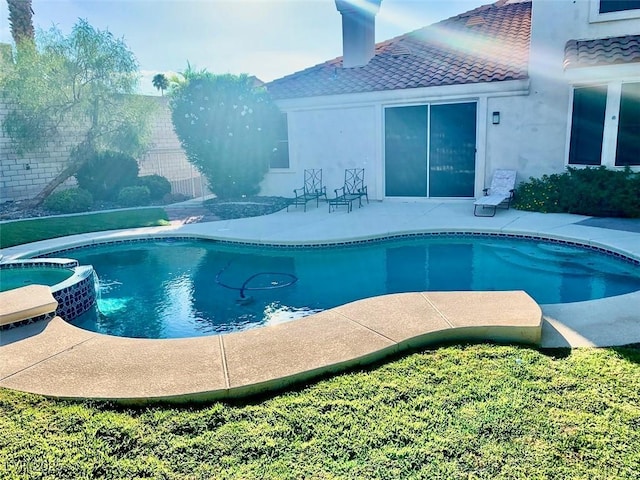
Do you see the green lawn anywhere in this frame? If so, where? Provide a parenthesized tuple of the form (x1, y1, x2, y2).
(0, 209, 170, 249)
(1, 344, 639, 479)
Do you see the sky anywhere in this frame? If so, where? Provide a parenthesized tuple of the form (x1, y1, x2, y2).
(1, 0, 488, 95)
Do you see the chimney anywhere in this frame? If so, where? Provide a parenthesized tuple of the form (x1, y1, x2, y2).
(335, 0, 382, 68)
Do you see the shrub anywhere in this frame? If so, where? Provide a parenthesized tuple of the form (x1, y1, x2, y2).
(75, 151, 139, 201)
(43, 188, 94, 214)
(514, 166, 640, 217)
(170, 72, 281, 199)
(117, 186, 150, 207)
(137, 175, 172, 200)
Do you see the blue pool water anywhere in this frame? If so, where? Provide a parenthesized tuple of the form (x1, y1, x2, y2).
(62, 236, 640, 339)
(0, 267, 74, 292)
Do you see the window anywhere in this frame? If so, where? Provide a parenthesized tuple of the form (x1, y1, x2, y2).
(568, 82, 640, 168)
(600, 0, 640, 13)
(590, 0, 640, 21)
(568, 86, 607, 165)
(270, 113, 289, 169)
(615, 82, 640, 166)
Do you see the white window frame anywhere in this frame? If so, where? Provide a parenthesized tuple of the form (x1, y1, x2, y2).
(589, 0, 640, 23)
(566, 80, 640, 170)
(269, 112, 292, 171)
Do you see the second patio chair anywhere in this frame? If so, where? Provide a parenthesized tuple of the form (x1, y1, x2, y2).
(288, 169, 327, 212)
(344, 168, 369, 207)
(329, 168, 369, 213)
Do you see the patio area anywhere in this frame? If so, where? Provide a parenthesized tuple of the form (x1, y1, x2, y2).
(1, 199, 639, 402)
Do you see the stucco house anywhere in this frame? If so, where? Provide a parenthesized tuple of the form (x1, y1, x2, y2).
(260, 0, 640, 202)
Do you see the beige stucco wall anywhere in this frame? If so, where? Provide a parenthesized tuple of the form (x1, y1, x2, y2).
(527, 0, 640, 171)
(262, 81, 530, 200)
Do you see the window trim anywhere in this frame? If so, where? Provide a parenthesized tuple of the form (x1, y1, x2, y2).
(567, 84, 608, 166)
(269, 112, 291, 170)
(589, 0, 640, 23)
(615, 82, 640, 166)
(566, 81, 640, 170)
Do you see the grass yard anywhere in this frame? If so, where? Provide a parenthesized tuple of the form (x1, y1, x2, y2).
(0, 209, 170, 249)
(1, 344, 639, 479)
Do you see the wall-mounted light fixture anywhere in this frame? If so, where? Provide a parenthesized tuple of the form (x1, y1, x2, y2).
(492, 111, 500, 125)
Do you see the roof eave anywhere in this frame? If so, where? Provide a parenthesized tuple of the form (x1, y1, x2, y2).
(274, 78, 530, 110)
(564, 62, 640, 84)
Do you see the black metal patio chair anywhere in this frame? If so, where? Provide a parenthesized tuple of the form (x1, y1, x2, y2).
(328, 168, 368, 212)
(345, 168, 368, 207)
(287, 169, 327, 212)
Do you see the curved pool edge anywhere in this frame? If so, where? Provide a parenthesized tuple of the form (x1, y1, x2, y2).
(1, 205, 639, 402)
(0, 290, 542, 404)
(2, 221, 639, 264)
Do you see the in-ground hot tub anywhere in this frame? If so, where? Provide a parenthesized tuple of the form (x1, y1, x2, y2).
(0, 259, 97, 325)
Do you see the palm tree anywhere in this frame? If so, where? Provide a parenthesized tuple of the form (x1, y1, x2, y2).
(7, 0, 35, 46)
(152, 73, 169, 96)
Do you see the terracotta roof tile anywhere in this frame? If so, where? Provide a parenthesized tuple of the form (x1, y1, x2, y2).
(564, 35, 640, 69)
(267, 0, 531, 100)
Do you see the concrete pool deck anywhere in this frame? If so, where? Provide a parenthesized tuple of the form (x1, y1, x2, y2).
(1, 200, 639, 402)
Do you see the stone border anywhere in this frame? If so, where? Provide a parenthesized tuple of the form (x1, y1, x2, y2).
(0, 291, 541, 404)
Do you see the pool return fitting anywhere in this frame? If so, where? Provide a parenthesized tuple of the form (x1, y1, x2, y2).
(215, 261, 298, 305)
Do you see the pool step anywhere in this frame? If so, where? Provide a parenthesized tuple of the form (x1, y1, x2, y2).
(0, 285, 58, 327)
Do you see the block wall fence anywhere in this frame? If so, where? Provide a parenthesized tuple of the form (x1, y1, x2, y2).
(0, 96, 209, 203)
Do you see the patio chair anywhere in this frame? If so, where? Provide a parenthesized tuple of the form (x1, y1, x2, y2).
(328, 168, 368, 213)
(287, 169, 327, 212)
(344, 168, 368, 206)
(473, 169, 517, 217)
(328, 185, 358, 212)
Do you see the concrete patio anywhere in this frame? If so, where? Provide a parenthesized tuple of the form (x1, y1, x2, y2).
(1, 200, 639, 402)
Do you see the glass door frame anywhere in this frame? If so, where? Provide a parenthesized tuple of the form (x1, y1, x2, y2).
(382, 100, 479, 199)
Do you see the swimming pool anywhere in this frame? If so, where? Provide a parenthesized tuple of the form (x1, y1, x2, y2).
(57, 235, 640, 339)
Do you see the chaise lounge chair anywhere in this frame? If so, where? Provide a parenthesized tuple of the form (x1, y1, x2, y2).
(288, 169, 327, 212)
(473, 169, 517, 217)
(328, 168, 368, 213)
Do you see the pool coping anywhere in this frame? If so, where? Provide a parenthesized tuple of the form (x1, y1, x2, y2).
(0, 290, 542, 403)
(1, 201, 639, 402)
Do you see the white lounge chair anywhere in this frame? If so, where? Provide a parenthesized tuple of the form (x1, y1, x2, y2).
(474, 169, 517, 217)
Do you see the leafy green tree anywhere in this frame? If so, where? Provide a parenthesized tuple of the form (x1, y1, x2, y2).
(170, 71, 281, 198)
(152, 73, 169, 96)
(1, 19, 155, 206)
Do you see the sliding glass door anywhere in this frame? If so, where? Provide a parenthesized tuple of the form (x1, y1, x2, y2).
(384, 106, 428, 197)
(385, 102, 477, 198)
(429, 103, 477, 197)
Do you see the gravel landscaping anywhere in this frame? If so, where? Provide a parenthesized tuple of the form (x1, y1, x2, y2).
(0, 196, 292, 222)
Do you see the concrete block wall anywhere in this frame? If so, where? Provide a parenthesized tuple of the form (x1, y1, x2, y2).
(0, 102, 79, 203)
(0, 96, 208, 203)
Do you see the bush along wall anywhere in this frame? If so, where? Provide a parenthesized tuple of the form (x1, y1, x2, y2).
(513, 166, 640, 217)
(42, 188, 94, 214)
(75, 151, 140, 201)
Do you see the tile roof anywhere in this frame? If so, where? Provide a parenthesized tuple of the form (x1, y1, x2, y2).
(267, 0, 531, 100)
(564, 35, 640, 69)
